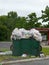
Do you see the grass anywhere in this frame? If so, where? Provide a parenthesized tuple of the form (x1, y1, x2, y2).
(42, 47, 49, 56)
(0, 55, 36, 62)
(0, 55, 13, 62)
(0, 48, 10, 52)
(0, 47, 49, 62)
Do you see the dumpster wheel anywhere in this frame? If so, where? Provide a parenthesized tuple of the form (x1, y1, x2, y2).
(10, 44, 13, 51)
(39, 45, 42, 51)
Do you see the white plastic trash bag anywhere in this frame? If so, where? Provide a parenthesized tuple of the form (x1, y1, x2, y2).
(11, 28, 22, 40)
(19, 28, 31, 38)
(30, 28, 42, 42)
(11, 28, 42, 42)
(19, 28, 27, 38)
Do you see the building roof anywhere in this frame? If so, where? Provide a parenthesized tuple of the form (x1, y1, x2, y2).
(36, 28, 49, 32)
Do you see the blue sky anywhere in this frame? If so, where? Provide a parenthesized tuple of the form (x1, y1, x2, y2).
(0, 0, 49, 17)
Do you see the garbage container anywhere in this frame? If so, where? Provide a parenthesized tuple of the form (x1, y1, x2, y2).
(11, 38, 42, 56)
(12, 39, 21, 56)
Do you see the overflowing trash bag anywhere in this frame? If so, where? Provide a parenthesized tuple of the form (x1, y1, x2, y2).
(11, 28, 22, 40)
(30, 29, 42, 42)
(11, 28, 42, 42)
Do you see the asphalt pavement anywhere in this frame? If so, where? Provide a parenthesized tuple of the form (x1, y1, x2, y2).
(10, 59, 49, 65)
(0, 42, 12, 49)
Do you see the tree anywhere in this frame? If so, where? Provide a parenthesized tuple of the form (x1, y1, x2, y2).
(0, 25, 10, 41)
(15, 16, 27, 29)
(26, 13, 38, 29)
(46, 22, 49, 28)
(8, 11, 17, 18)
(41, 6, 49, 22)
(7, 11, 18, 31)
(34, 22, 42, 28)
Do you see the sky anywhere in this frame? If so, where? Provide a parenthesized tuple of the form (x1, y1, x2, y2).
(0, 0, 49, 17)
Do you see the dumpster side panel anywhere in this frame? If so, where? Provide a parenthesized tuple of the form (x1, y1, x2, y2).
(12, 40, 21, 56)
(12, 38, 41, 56)
(31, 39, 40, 56)
(20, 39, 32, 55)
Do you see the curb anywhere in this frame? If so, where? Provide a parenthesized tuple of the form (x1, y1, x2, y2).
(1, 56, 49, 65)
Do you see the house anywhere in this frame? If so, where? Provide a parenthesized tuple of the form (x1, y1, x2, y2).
(36, 28, 49, 45)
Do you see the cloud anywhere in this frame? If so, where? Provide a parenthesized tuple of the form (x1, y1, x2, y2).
(0, 0, 49, 16)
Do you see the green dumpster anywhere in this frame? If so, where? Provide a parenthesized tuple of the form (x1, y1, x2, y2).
(11, 38, 42, 56)
(12, 39, 21, 56)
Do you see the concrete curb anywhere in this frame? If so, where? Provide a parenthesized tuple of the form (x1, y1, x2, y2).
(1, 56, 49, 65)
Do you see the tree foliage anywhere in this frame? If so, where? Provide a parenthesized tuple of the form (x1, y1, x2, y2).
(41, 6, 49, 22)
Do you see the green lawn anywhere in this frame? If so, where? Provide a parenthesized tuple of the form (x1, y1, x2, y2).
(0, 48, 10, 52)
(42, 47, 49, 56)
